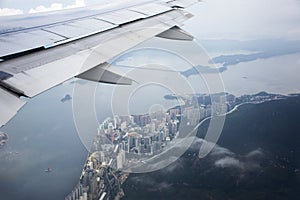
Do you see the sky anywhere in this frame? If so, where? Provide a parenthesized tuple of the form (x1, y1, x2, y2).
(1, 0, 300, 40)
(185, 0, 300, 40)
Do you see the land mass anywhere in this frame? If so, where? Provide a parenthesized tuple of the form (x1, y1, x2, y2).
(0, 132, 8, 147)
(67, 91, 291, 200)
(122, 93, 300, 200)
(181, 39, 300, 78)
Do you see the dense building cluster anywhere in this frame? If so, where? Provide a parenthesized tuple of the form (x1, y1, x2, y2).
(94, 108, 181, 170)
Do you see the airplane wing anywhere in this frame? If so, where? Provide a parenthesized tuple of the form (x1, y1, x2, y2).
(0, 0, 200, 127)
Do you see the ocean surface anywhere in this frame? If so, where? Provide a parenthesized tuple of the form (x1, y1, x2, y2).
(0, 82, 88, 200)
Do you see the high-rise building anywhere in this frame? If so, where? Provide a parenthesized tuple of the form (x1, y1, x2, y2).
(133, 114, 151, 127)
(149, 122, 156, 133)
(120, 121, 127, 131)
(116, 150, 126, 169)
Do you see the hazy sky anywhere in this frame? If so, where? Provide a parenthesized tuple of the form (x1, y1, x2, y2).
(1, 0, 300, 40)
(186, 0, 300, 40)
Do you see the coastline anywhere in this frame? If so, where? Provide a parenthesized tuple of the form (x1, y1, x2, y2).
(196, 96, 290, 131)
(68, 92, 294, 199)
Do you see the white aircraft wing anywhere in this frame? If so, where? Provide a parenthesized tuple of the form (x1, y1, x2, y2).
(0, 0, 200, 127)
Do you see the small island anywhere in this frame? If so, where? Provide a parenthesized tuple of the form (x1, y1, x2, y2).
(0, 132, 8, 147)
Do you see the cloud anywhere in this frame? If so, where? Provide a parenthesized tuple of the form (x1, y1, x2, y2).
(213, 148, 264, 172)
(186, 137, 265, 173)
(29, 0, 85, 14)
(131, 176, 172, 191)
(66, 0, 86, 9)
(215, 156, 244, 169)
(246, 148, 264, 158)
(209, 144, 234, 157)
(191, 137, 234, 157)
(0, 8, 23, 16)
(29, 3, 63, 13)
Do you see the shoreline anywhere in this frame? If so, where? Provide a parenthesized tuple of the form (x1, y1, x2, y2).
(195, 96, 290, 132)
(69, 93, 293, 199)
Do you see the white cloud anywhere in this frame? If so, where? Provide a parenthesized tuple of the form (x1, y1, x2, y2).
(29, 0, 85, 14)
(191, 137, 235, 157)
(213, 148, 264, 171)
(215, 156, 243, 169)
(29, 3, 63, 13)
(66, 0, 86, 9)
(185, 138, 265, 172)
(131, 176, 172, 191)
(246, 148, 264, 158)
(0, 8, 23, 16)
(209, 144, 234, 157)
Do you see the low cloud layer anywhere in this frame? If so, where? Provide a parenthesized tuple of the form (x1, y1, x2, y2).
(29, 0, 85, 13)
(192, 138, 265, 172)
(150, 137, 266, 176)
(214, 155, 262, 172)
(215, 157, 242, 169)
(0, 8, 23, 16)
(0, 0, 85, 16)
(130, 176, 173, 192)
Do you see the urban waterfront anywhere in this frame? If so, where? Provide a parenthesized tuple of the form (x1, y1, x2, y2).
(122, 94, 300, 200)
(66, 91, 290, 200)
(0, 80, 298, 199)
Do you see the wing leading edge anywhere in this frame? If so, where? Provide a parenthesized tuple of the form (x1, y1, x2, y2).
(0, 0, 201, 127)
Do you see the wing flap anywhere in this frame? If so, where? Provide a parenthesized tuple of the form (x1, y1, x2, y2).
(96, 9, 146, 25)
(0, 30, 66, 58)
(42, 19, 116, 39)
(165, 0, 201, 8)
(77, 62, 133, 85)
(129, 3, 172, 16)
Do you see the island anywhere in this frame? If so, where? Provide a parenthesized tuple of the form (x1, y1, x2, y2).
(0, 132, 8, 147)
